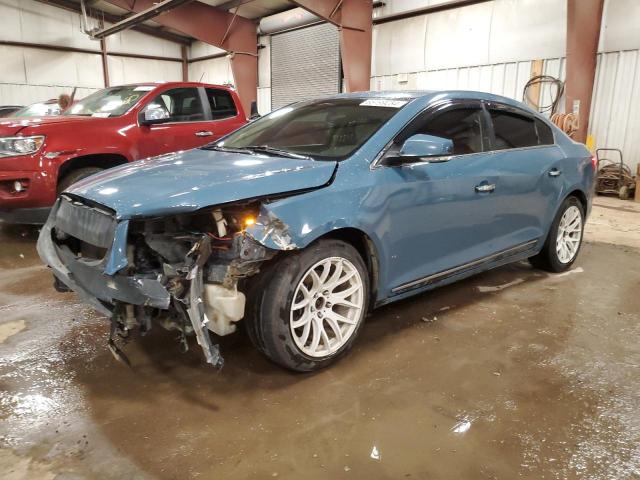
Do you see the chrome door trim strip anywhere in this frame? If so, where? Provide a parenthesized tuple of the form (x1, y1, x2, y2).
(391, 239, 539, 293)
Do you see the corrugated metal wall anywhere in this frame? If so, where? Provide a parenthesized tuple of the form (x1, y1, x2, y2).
(371, 57, 566, 117)
(589, 50, 640, 171)
(369, 0, 568, 121)
(0, 0, 182, 106)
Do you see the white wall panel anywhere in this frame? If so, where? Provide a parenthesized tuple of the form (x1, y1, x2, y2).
(0, 0, 187, 105)
(390, 16, 428, 74)
(0, 84, 97, 106)
(374, 0, 461, 17)
(190, 41, 226, 59)
(108, 57, 182, 86)
(257, 86, 271, 115)
(188, 57, 233, 86)
(372, 57, 566, 118)
(489, 0, 566, 63)
(0, 45, 28, 84)
(372, 0, 567, 77)
(0, 45, 102, 105)
(258, 35, 271, 88)
(23, 49, 103, 88)
(599, 0, 640, 52)
(0, 0, 97, 50)
(424, 3, 493, 70)
(106, 28, 181, 58)
(589, 50, 640, 171)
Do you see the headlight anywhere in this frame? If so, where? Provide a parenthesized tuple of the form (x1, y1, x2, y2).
(0, 136, 45, 157)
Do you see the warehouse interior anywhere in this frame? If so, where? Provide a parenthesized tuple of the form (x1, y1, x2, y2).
(1, 0, 639, 479)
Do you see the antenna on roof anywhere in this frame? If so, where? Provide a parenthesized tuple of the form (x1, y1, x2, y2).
(199, 72, 205, 82)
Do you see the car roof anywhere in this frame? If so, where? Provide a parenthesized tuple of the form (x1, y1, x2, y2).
(113, 81, 234, 91)
(330, 90, 534, 113)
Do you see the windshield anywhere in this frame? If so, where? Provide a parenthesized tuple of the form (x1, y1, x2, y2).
(13, 102, 60, 117)
(64, 85, 155, 117)
(214, 98, 408, 160)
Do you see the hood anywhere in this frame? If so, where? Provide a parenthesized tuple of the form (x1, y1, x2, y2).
(0, 115, 102, 136)
(66, 148, 337, 219)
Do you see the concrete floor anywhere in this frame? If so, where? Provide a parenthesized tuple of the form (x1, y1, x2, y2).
(1, 196, 639, 480)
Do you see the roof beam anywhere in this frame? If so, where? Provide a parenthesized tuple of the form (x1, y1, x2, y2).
(91, 0, 195, 39)
(290, 0, 369, 31)
(36, 0, 192, 44)
(372, 0, 492, 24)
(104, 0, 258, 116)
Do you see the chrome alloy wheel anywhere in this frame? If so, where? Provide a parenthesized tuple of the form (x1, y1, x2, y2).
(556, 205, 583, 264)
(290, 257, 365, 358)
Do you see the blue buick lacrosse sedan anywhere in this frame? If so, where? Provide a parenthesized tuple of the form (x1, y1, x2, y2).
(38, 90, 595, 371)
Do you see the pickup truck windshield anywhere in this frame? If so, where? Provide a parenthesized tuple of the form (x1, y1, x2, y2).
(214, 98, 407, 160)
(64, 85, 154, 118)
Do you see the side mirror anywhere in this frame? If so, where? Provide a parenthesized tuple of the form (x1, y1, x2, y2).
(383, 134, 454, 166)
(140, 106, 170, 126)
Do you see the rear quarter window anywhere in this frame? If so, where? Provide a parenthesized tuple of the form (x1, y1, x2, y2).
(535, 118, 555, 145)
(489, 109, 538, 149)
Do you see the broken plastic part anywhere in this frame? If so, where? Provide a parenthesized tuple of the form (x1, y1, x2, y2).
(108, 311, 132, 368)
(185, 237, 224, 368)
(213, 208, 227, 237)
(203, 284, 246, 336)
(246, 209, 297, 251)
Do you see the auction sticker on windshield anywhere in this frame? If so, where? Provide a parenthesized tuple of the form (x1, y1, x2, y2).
(360, 99, 409, 108)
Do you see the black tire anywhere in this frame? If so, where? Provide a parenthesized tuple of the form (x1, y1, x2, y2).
(529, 196, 585, 273)
(244, 239, 370, 372)
(57, 167, 103, 193)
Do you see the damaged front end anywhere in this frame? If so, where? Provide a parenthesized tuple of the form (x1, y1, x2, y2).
(37, 194, 284, 368)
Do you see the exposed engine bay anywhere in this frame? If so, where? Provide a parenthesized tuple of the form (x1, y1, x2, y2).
(42, 195, 288, 368)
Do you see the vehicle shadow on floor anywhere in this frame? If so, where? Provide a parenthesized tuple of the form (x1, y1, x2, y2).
(66, 254, 561, 414)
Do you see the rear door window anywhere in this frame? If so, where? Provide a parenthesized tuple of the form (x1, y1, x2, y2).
(205, 88, 238, 120)
(489, 109, 540, 149)
(148, 88, 205, 123)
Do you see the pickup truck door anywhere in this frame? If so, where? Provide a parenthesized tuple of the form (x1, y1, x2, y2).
(202, 87, 247, 140)
(136, 87, 215, 159)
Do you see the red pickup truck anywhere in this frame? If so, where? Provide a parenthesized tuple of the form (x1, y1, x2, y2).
(0, 82, 246, 224)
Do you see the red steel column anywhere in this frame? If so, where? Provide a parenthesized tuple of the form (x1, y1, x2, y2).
(340, 1, 372, 92)
(565, 0, 604, 143)
(292, 0, 373, 92)
(104, 0, 257, 116)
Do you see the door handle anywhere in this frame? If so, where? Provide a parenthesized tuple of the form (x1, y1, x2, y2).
(548, 168, 562, 177)
(195, 131, 213, 137)
(475, 183, 496, 193)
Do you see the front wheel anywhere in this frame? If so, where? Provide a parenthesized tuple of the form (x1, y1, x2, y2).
(57, 167, 103, 194)
(529, 196, 585, 272)
(244, 239, 369, 371)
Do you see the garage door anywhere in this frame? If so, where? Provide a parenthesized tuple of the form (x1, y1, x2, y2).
(270, 22, 341, 110)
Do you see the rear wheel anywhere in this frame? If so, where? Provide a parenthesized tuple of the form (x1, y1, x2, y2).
(57, 167, 103, 193)
(244, 239, 369, 371)
(529, 196, 584, 272)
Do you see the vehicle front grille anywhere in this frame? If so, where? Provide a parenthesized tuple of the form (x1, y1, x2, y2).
(54, 195, 116, 258)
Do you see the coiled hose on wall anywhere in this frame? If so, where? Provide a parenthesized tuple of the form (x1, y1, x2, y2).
(523, 74, 578, 138)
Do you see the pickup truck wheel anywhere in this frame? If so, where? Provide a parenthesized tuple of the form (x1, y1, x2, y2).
(244, 239, 369, 372)
(57, 167, 103, 194)
(529, 196, 584, 272)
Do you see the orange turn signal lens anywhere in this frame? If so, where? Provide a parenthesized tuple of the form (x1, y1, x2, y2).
(244, 216, 256, 227)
